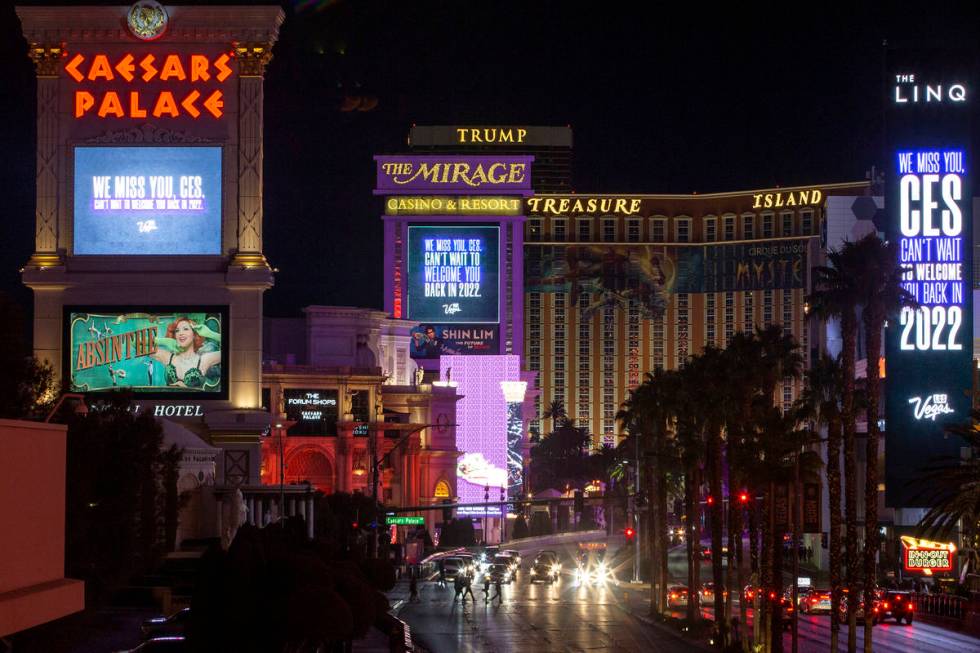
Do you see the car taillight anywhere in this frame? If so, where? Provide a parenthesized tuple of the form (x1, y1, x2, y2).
(670, 593, 677, 599)
(909, 604, 914, 611)
(883, 602, 890, 609)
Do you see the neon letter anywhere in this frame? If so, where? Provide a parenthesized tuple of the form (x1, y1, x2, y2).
(65, 54, 85, 82)
(87, 54, 114, 81)
(114, 53, 135, 82)
(213, 53, 232, 82)
(190, 55, 210, 81)
(203, 90, 224, 118)
(97, 91, 125, 118)
(74, 91, 95, 117)
(152, 91, 179, 118)
(159, 54, 187, 81)
(139, 54, 158, 82)
(129, 91, 148, 118)
(180, 90, 201, 118)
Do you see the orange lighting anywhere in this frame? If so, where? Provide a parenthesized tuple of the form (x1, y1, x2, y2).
(66, 51, 232, 120)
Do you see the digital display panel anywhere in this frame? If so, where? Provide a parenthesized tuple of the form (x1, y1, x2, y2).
(884, 47, 974, 507)
(66, 307, 226, 398)
(901, 536, 956, 574)
(283, 389, 339, 436)
(443, 355, 521, 516)
(409, 324, 498, 359)
(74, 146, 222, 255)
(407, 226, 499, 323)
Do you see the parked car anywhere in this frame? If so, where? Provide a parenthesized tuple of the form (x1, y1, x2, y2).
(667, 584, 689, 608)
(876, 590, 914, 625)
(140, 608, 190, 640)
(801, 589, 832, 614)
(484, 563, 513, 584)
(116, 637, 188, 652)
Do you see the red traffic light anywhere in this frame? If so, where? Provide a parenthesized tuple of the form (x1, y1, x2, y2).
(706, 495, 715, 506)
(624, 527, 636, 539)
(352, 522, 359, 529)
(739, 492, 749, 504)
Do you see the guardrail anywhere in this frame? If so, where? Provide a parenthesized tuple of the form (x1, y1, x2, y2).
(913, 592, 968, 620)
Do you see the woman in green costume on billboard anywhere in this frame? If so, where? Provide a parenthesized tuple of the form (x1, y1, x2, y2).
(150, 316, 221, 390)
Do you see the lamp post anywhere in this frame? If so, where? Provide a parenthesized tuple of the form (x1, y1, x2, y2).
(44, 392, 88, 422)
(633, 432, 641, 583)
(500, 380, 527, 544)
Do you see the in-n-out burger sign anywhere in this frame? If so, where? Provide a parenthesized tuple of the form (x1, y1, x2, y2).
(901, 535, 955, 575)
(65, 52, 233, 119)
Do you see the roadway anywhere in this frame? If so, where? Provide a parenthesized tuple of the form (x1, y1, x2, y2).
(394, 534, 980, 652)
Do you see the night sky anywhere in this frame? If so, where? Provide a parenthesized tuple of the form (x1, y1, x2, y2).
(1, 1, 977, 318)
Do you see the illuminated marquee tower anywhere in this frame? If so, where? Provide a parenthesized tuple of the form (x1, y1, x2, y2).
(18, 4, 284, 484)
(884, 47, 975, 509)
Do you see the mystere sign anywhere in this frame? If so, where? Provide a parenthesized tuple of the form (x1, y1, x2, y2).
(407, 226, 499, 323)
(885, 47, 974, 508)
(374, 156, 533, 195)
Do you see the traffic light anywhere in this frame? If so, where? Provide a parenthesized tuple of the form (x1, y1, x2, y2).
(706, 495, 715, 507)
(351, 521, 359, 530)
(624, 526, 636, 540)
(739, 491, 750, 505)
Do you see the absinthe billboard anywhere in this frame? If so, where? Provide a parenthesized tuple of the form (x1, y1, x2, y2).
(885, 47, 974, 508)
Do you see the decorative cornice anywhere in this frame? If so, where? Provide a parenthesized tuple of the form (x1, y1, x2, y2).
(16, 6, 285, 45)
(84, 123, 216, 144)
(28, 43, 65, 78)
(235, 42, 275, 77)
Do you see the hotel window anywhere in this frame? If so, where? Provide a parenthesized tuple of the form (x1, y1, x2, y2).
(763, 290, 773, 326)
(627, 218, 641, 242)
(675, 218, 691, 243)
(762, 213, 774, 238)
(742, 214, 755, 239)
(602, 218, 617, 242)
(527, 218, 542, 242)
(577, 219, 592, 242)
(653, 314, 665, 370)
(652, 218, 667, 243)
(781, 212, 794, 237)
(676, 294, 690, 363)
(743, 291, 754, 332)
(724, 291, 735, 344)
(703, 216, 717, 242)
(783, 382, 793, 413)
(782, 290, 793, 336)
(801, 210, 813, 235)
(552, 218, 567, 241)
(723, 215, 736, 241)
(705, 293, 717, 347)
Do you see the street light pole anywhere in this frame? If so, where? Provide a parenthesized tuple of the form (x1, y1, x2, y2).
(633, 433, 641, 583)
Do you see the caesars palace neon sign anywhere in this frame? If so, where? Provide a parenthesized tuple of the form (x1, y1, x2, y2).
(65, 52, 233, 119)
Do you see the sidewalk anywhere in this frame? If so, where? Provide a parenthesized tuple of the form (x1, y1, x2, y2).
(610, 579, 714, 652)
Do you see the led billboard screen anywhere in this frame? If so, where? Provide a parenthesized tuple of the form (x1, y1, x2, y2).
(443, 355, 521, 516)
(283, 388, 339, 436)
(407, 225, 499, 323)
(74, 146, 222, 255)
(884, 48, 974, 507)
(66, 307, 226, 398)
(409, 324, 498, 359)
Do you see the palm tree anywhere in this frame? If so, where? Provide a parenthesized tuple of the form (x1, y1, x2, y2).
(723, 331, 766, 652)
(543, 398, 568, 426)
(617, 368, 679, 616)
(809, 243, 862, 653)
(799, 355, 845, 653)
(849, 233, 916, 652)
(916, 409, 980, 577)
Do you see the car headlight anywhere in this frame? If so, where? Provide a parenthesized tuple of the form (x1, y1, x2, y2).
(551, 564, 560, 574)
(530, 568, 536, 575)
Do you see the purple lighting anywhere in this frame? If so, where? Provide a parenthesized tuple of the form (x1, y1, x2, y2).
(442, 354, 520, 516)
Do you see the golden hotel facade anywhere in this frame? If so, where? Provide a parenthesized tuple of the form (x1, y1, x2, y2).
(523, 183, 870, 446)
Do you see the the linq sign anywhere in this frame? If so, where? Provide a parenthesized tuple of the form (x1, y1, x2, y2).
(65, 51, 234, 120)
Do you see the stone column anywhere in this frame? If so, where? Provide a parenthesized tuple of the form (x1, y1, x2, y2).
(232, 43, 274, 268)
(337, 424, 355, 493)
(27, 44, 62, 266)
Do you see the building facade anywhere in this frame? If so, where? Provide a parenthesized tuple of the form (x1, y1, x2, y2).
(523, 184, 870, 446)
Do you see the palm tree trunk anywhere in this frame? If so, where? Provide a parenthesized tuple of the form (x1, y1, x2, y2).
(762, 482, 773, 653)
(862, 313, 883, 653)
(649, 451, 663, 616)
(827, 417, 843, 653)
(686, 467, 702, 622)
(735, 493, 749, 653)
(840, 311, 859, 653)
(751, 493, 762, 648)
(659, 469, 669, 618)
(709, 430, 726, 642)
